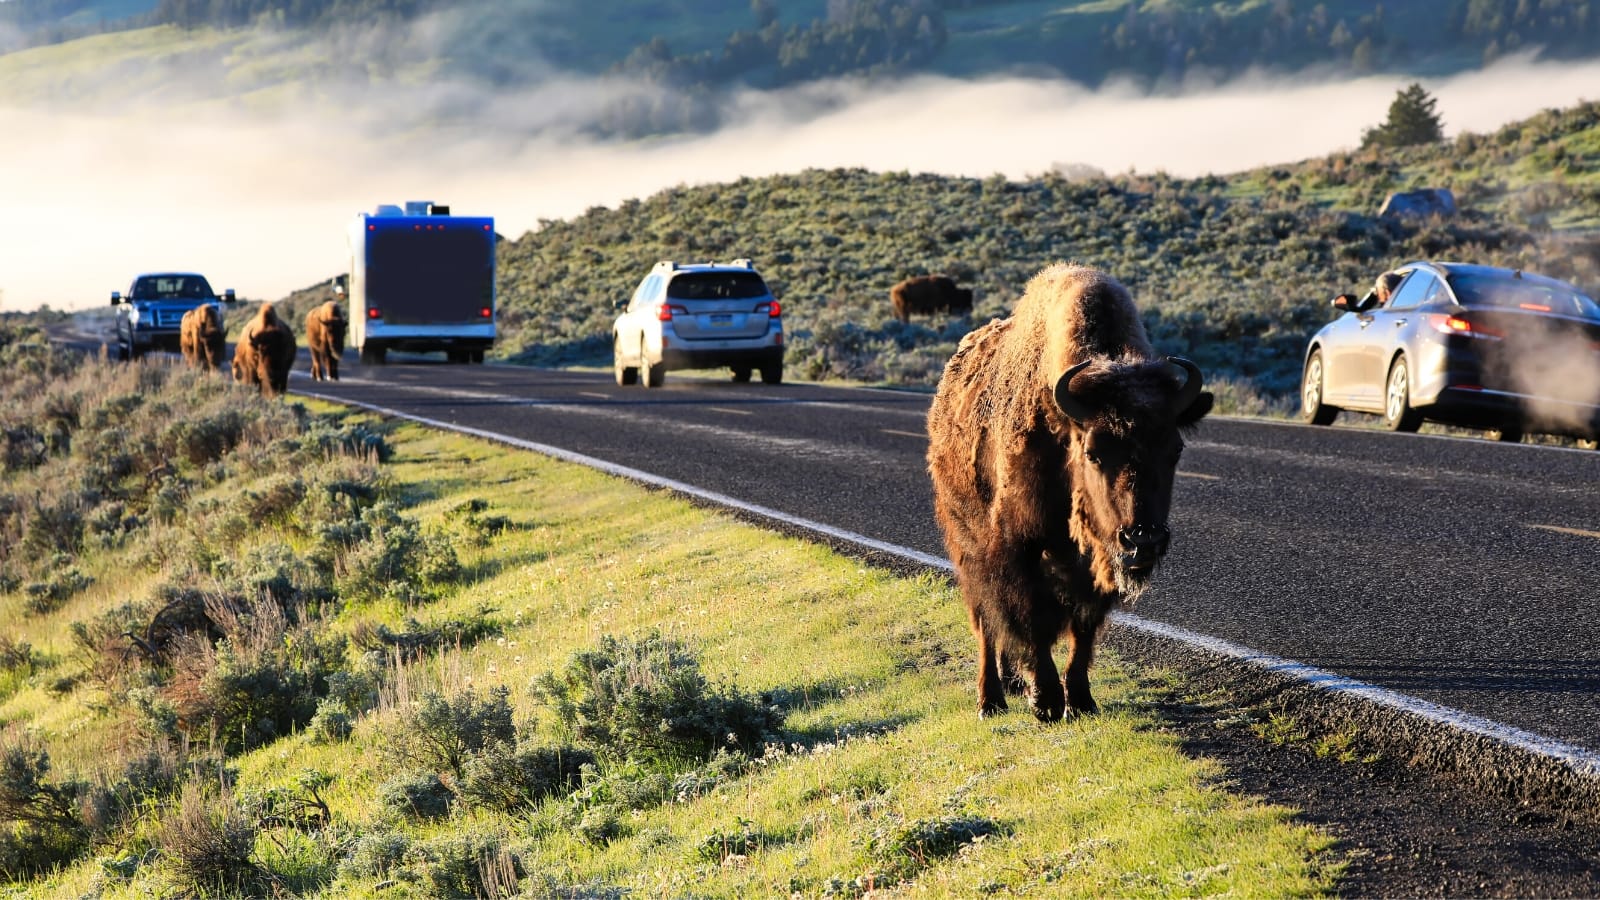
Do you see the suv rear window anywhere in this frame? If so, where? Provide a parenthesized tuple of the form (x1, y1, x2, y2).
(1450, 273, 1599, 318)
(666, 272, 769, 301)
(131, 276, 214, 300)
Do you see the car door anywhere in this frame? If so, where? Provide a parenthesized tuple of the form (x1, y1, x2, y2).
(1318, 306, 1375, 407)
(1361, 271, 1437, 402)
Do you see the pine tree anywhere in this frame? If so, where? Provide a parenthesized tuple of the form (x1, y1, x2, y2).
(1361, 83, 1445, 149)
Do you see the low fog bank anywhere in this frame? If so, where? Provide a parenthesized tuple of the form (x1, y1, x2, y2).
(5, 54, 1600, 312)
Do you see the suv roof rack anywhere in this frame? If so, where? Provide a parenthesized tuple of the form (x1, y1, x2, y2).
(653, 260, 679, 272)
(730, 258, 754, 269)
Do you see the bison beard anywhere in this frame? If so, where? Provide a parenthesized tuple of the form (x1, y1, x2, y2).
(926, 263, 1212, 721)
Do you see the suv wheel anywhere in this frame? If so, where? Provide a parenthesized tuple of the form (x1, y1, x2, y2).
(731, 367, 752, 383)
(759, 352, 783, 385)
(614, 337, 638, 386)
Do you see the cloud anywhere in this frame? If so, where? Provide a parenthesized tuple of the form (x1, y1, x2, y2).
(3, 36, 1600, 312)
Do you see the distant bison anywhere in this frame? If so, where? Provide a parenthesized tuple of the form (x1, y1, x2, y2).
(926, 263, 1212, 720)
(304, 300, 347, 382)
(179, 304, 224, 372)
(232, 303, 296, 396)
(891, 275, 974, 323)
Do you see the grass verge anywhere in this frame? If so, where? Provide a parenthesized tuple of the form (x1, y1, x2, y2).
(11, 399, 1338, 897)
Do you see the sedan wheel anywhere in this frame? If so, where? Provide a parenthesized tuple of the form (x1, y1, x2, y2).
(1300, 350, 1338, 426)
(1383, 356, 1423, 432)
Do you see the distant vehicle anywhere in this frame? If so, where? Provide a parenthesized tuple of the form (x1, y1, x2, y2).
(345, 201, 496, 365)
(110, 272, 235, 360)
(611, 259, 784, 387)
(1301, 261, 1600, 443)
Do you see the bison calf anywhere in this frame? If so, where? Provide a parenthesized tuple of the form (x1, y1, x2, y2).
(926, 263, 1212, 721)
(179, 304, 225, 372)
(305, 300, 347, 381)
(232, 303, 297, 396)
(891, 275, 974, 323)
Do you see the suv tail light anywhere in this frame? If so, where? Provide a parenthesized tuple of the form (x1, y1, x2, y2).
(657, 304, 688, 321)
(757, 301, 782, 318)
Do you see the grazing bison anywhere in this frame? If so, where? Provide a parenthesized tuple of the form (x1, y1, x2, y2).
(232, 303, 297, 396)
(304, 300, 347, 382)
(179, 304, 225, 372)
(891, 275, 974, 323)
(926, 263, 1212, 721)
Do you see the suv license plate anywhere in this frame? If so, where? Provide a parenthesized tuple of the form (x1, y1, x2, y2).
(709, 314, 733, 327)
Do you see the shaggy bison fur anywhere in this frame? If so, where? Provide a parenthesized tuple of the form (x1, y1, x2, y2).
(304, 300, 347, 381)
(891, 275, 974, 323)
(179, 304, 225, 372)
(926, 263, 1213, 720)
(232, 303, 296, 396)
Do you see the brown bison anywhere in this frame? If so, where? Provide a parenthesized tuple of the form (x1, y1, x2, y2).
(179, 304, 225, 371)
(891, 275, 974, 323)
(926, 263, 1212, 721)
(304, 300, 347, 382)
(232, 303, 296, 396)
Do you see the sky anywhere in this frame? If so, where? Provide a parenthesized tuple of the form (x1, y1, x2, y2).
(4, 49, 1600, 312)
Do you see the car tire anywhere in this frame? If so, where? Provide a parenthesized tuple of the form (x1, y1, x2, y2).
(361, 343, 387, 365)
(731, 367, 752, 383)
(1383, 355, 1423, 433)
(759, 362, 782, 385)
(641, 339, 665, 388)
(470, 350, 485, 364)
(1486, 427, 1523, 443)
(1300, 349, 1338, 426)
(116, 338, 131, 362)
(614, 337, 638, 386)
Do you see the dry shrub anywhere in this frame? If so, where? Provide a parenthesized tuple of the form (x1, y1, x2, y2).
(158, 783, 261, 894)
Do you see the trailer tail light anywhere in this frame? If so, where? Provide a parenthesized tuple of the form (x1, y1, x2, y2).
(368, 308, 382, 320)
(480, 307, 492, 319)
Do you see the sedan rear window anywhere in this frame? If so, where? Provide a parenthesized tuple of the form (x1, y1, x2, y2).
(1450, 274, 1600, 318)
(666, 272, 770, 301)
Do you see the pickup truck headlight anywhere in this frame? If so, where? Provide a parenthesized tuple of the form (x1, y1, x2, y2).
(126, 307, 141, 327)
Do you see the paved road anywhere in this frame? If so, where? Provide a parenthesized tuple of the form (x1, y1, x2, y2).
(293, 358, 1600, 754)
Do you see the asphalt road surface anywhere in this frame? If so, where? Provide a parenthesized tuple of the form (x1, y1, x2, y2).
(292, 357, 1600, 755)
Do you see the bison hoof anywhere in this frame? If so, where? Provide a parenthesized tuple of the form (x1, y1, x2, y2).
(978, 698, 1009, 719)
(1067, 697, 1100, 716)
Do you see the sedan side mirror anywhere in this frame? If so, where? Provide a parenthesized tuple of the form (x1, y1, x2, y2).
(110, 291, 122, 306)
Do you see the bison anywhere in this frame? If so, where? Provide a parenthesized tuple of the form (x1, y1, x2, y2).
(891, 275, 973, 323)
(304, 300, 347, 381)
(179, 304, 225, 372)
(232, 303, 297, 396)
(926, 263, 1212, 721)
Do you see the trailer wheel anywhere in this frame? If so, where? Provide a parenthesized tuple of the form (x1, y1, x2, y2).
(470, 350, 485, 364)
(361, 343, 387, 365)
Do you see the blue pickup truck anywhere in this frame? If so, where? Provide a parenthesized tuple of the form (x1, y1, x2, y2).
(111, 272, 236, 360)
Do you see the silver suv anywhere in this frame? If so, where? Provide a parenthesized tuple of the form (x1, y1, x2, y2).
(612, 259, 784, 387)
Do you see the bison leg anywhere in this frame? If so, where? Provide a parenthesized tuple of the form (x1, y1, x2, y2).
(327, 353, 339, 381)
(972, 614, 1008, 718)
(1063, 617, 1101, 715)
(1023, 640, 1066, 722)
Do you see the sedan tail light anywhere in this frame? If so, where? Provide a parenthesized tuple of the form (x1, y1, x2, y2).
(1428, 313, 1502, 339)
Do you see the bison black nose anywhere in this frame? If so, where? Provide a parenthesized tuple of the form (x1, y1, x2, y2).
(1117, 524, 1171, 567)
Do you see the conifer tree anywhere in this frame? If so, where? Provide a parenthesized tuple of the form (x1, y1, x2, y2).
(1361, 82, 1445, 149)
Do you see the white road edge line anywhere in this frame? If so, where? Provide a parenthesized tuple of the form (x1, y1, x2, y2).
(297, 387, 1600, 779)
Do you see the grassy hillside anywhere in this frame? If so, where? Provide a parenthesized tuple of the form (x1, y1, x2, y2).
(490, 100, 1600, 409)
(0, 327, 1337, 896)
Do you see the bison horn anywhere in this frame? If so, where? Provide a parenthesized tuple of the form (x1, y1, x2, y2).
(1168, 357, 1204, 414)
(1051, 360, 1096, 423)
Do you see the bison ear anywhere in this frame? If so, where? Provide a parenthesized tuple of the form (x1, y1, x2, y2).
(1051, 360, 1096, 424)
(1177, 390, 1213, 428)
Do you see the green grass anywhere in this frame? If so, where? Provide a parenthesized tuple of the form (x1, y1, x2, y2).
(4, 398, 1339, 897)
